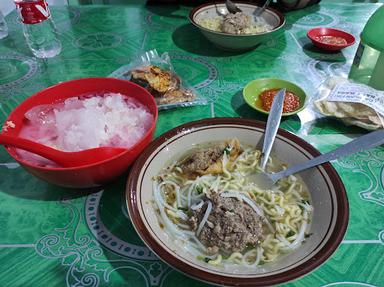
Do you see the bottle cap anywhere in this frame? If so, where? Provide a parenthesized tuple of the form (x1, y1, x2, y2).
(15, 0, 50, 24)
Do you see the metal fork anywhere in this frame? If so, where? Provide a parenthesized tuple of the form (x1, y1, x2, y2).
(254, 0, 272, 17)
(249, 128, 384, 190)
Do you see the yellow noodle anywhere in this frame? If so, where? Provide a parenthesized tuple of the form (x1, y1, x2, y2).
(208, 254, 222, 266)
(154, 140, 313, 267)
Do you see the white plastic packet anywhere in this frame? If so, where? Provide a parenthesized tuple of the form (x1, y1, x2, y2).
(314, 76, 384, 130)
(109, 50, 208, 110)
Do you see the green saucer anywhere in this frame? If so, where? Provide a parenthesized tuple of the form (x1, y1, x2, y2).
(243, 78, 307, 116)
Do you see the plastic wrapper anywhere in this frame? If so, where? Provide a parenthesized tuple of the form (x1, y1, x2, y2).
(109, 50, 207, 110)
(314, 76, 384, 130)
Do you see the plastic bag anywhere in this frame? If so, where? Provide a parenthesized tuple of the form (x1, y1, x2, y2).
(314, 76, 384, 130)
(109, 50, 207, 110)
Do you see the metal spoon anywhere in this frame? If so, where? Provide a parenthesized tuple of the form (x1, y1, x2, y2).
(254, 0, 272, 17)
(250, 128, 384, 189)
(0, 134, 126, 168)
(260, 88, 286, 170)
(225, 0, 242, 14)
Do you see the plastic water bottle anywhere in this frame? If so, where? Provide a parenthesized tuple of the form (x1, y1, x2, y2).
(14, 0, 61, 58)
(0, 11, 8, 39)
(349, 5, 384, 91)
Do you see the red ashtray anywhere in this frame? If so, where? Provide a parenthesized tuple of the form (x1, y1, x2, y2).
(307, 28, 355, 51)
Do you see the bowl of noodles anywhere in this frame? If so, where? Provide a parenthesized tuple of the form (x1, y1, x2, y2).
(189, 2, 285, 51)
(126, 118, 349, 286)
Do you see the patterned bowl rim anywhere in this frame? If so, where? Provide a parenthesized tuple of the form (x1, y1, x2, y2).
(126, 118, 349, 286)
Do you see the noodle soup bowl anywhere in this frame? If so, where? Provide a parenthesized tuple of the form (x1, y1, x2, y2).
(189, 2, 285, 51)
(127, 118, 349, 286)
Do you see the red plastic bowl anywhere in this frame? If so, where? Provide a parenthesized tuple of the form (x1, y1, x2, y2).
(1, 78, 158, 188)
(307, 27, 355, 51)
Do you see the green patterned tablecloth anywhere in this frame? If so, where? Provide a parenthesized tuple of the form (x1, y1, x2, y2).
(0, 2, 383, 287)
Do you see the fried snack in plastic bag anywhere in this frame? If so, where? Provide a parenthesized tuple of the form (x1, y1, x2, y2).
(130, 65, 195, 105)
(314, 77, 384, 130)
(109, 50, 207, 110)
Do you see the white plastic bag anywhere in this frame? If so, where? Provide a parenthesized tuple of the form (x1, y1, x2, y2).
(314, 77, 384, 130)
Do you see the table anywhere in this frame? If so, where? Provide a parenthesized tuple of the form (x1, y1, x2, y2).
(0, 2, 383, 286)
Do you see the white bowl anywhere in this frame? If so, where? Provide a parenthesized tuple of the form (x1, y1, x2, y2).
(189, 2, 285, 51)
(126, 118, 349, 286)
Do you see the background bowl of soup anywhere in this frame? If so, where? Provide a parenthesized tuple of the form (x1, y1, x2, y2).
(1, 78, 158, 188)
(189, 2, 285, 51)
(126, 118, 349, 286)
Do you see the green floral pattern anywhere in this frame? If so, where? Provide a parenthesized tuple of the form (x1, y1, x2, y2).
(0, 3, 383, 287)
